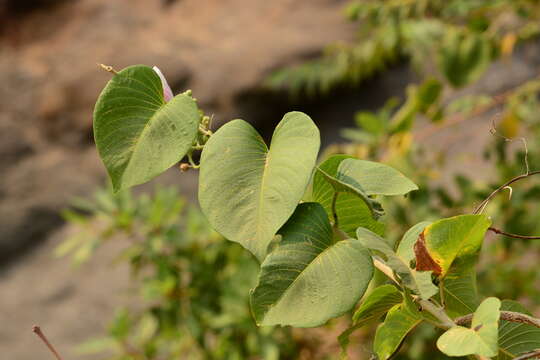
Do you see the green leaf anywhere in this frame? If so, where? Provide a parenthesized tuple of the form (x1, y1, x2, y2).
(94, 65, 200, 192)
(441, 256, 479, 318)
(497, 300, 540, 359)
(352, 285, 403, 324)
(355, 112, 385, 135)
(199, 112, 320, 261)
(396, 221, 432, 264)
(339, 285, 403, 351)
(417, 214, 491, 277)
(312, 155, 385, 236)
(389, 85, 419, 134)
(356, 228, 438, 300)
(316, 165, 384, 219)
(337, 159, 418, 197)
(373, 296, 423, 360)
(437, 297, 501, 357)
(439, 30, 492, 88)
(250, 202, 373, 327)
(417, 78, 443, 113)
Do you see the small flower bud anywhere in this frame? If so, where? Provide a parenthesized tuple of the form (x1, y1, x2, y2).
(179, 163, 191, 172)
(152, 66, 174, 102)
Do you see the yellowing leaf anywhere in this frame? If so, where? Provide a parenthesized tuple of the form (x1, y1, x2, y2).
(437, 297, 501, 357)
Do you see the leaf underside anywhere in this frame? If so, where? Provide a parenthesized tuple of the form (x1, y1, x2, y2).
(250, 202, 374, 327)
(199, 112, 320, 261)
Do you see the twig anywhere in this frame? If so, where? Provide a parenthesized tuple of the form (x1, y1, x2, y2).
(415, 88, 509, 142)
(32, 325, 64, 360)
(416, 73, 540, 142)
(418, 299, 455, 329)
(488, 227, 540, 240)
(455, 311, 540, 328)
(472, 170, 540, 214)
(489, 116, 529, 174)
(98, 63, 118, 75)
(473, 118, 538, 214)
(514, 349, 540, 360)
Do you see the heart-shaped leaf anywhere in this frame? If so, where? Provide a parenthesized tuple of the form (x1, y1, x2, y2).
(415, 214, 491, 277)
(94, 65, 200, 192)
(339, 284, 403, 351)
(437, 297, 501, 357)
(199, 112, 320, 261)
(312, 155, 385, 236)
(250, 202, 373, 327)
(357, 228, 438, 300)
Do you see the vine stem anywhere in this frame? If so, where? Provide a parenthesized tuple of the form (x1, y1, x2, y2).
(473, 170, 540, 215)
(32, 325, 64, 360)
(488, 227, 540, 240)
(455, 311, 540, 328)
(514, 349, 540, 360)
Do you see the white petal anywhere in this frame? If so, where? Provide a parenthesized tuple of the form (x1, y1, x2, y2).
(153, 66, 174, 102)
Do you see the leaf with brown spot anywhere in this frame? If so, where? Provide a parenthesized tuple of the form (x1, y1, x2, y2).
(414, 215, 490, 277)
(414, 232, 442, 275)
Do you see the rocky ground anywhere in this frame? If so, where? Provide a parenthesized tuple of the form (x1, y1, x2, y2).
(1, 0, 539, 358)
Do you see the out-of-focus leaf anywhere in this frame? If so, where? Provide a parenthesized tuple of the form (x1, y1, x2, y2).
(439, 30, 492, 88)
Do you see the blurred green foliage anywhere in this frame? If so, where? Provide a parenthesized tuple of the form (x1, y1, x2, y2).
(58, 187, 301, 360)
(265, 0, 540, 96)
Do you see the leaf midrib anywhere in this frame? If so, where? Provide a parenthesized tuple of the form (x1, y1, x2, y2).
(253, 136, 270, 255)
(261, 240, 347, 321)
(120, 101, 166, 185)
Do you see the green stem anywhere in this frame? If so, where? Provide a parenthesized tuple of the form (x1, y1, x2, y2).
(418, 299, 455, 329)
(199, 125, 213, 137)
(187, 152, 200, 169)
(455, 311, 540, 328)
(439, 278, 445, 307)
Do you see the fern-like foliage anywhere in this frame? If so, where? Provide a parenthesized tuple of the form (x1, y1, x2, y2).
(265, 0, 540, 96)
